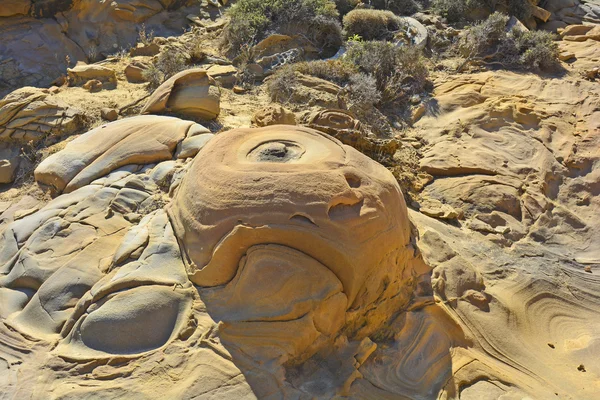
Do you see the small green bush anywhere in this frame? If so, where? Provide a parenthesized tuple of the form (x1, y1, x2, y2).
(432, 0, 479, 22)
(335, 0, 361, 16)
(458, 12, 509, 59)
(343, 9, 406, 41)
(266, 65, 298, 103)
(223, 0, 340, 56)
(432, 0, 533, 23)
(157, 47, 187, 78)
(347, 73, 381, 109)
(142, 64, 163, 90)
(293, 59, 358, 85)
(510, 29, 560, 71)
(345, 41, 428, 102)
(458, 12, 560, 71)
(375, 0, 420, 16)
(142, 47, 188, 90)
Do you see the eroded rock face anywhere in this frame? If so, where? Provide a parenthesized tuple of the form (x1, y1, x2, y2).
(141, 69, 221, 120)
(307, 109, 399, 158)
(170, 126, 420, 364)
(34, 115, 207, 193)
(0, 1, 196, 97)
(1, 121, 430, 399)
(0, 87, 84, 143)
(252, 104, 296, 127)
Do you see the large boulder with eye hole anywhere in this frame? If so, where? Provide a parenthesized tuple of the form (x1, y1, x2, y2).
(169, 125, 424, 364)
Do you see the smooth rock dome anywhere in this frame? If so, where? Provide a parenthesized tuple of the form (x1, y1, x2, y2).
(169, 125, 415, 310)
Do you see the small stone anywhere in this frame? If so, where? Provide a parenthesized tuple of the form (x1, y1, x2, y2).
(186, 14, 203, 26)
(125, 60, 150, 83)
(233, 85, 246, 94)
(129, 42, 160, 57)
(584, 68, 599, 80)
(245, 63, 264, 79)
(101, 108, 118, 122)
(205, 20, 227, 31)
(558, 51, 575, 61)
(411, 104, 427, 124)
(252, 105, 296, 127)
(577, 364, 586, 372)
(206, 65, 237, 88)
(584, 266, 592, 273)
(0, 158, 19, 184)
(82, 79, 102, 92)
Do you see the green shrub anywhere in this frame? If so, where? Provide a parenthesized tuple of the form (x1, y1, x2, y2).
(345, 41, 428, 102)
(375, 0, 420, 16)
(458, 12, 509, 59)
(432, 0, 533, 23)
(432, 0, 479, 22)
(343, 9, 406, 41)
(335, 0, 361, 16)
(347, 73, 381, 109)
(510, 29, 560, 70)
(458, 12, 560, 71)
(293, 59, 358, 85)
(223, 0, 340, 56)
(142, 47, 188, 90)
(266, 65, 298, 102)
(142, 64, 163, 90)
(505, 0, 534, 21)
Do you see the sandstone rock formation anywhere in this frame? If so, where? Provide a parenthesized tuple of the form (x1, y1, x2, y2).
(1, 123, 431, 399)
(307, 109, 398, 157)
(141, 69, 221, 120)
(125, 60, 152, 83)
(68, 63, 117, 85)
(1, 2, 600, 399)
(0, 86, 85, 184)
(252, 104, 296, 126)
(0, 0, 198, 97)
(0, 87, 83, 143)
(35, 115, 209, 193)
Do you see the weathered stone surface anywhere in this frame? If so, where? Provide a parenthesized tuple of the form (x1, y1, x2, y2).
(68, 64, 117, 85)
(251, 104, 296, 127)
(124, 60, 151, 83)
(0, 1, 198, 96)
(100, 108, 118, 121)
(268, 72, 343, 108)
(175, 133, 214, 159)
(397, 16, 428, 49)
(34, 115, 203, 193)
(206, 64, 237, 88)
(2, 122, 431, 399)
(531, 5, 552, 22)
(0, 87, 84, 143)
(141, 69, 221, 120)
(129, 42, 160, 57)
(0, 145, 21, 184)
(0, 1, 30, 17)
(82, 79, 103, 92)
(307, 109, 398, 157)
(0, 17, 86, 97)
